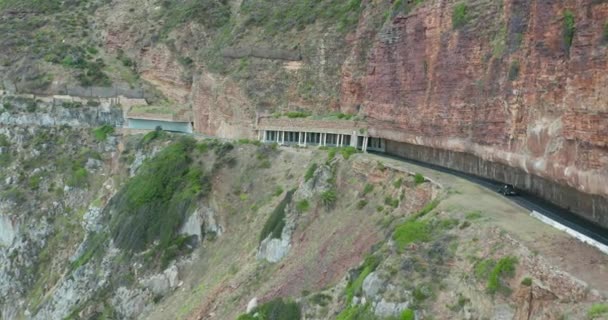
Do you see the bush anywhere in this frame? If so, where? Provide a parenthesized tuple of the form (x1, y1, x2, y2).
(93, 125, 114, 141)
(466, 211, 482, 220)
(393, 220, 431, 251)
(310, 293, 332, 307)
(0, 134, 9, 147)
(393, 178, 403, 188)
(588, 304, 608, 319)
(296, 199, 310, 213)
(521, 277, 532, 286)
(335, 304, 375, 320)
(260, 190, 295, 242)
(384, 196, 399, 208)
(339, 146, 358, 160)
(563, 10, 576, 51)
(320, 189, 337, 207)
(452, 3, 469, 29)
(273, 186, 284, 197)
(67, 167, 88, 188)
(363, 183, 374, 195)
(304, 163, 318, 182)
(603, 22, 608, 43)
(356, 199, 368, 209)
(414, 173, 425, 185)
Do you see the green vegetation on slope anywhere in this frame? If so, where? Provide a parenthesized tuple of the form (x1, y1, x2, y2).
(474, 256, 518, 295)
(241, 0, 364, 34)
(345, 255, 381, 303)
(393, 220, 431, 251)
(109, 137, 211, 253)
(563, 10, 576, 51)
(260, 190, 295, 242)
(237, 298, 301, 320)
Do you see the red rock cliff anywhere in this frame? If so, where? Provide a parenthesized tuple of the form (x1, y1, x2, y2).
(342, 0, 608, 200)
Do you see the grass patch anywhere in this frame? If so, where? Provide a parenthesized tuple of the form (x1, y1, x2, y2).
(259, 190, 295, 243)
(452, 3, 469, 29)
(588, 304, 608, 319)
(466, 211, 482, 220)
(339, 146, 358, 160)
(310, 293, 332, 307)
(296, 199, 310, 213)
(305, 163, 318, 182)
(92, 125, 114, 142)
(414, 173, 425, 185)
(393, 220, 431, 251)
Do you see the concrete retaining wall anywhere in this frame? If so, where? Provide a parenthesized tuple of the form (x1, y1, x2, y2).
(127, 119, 192, 133)
(385, 140, 608, 229)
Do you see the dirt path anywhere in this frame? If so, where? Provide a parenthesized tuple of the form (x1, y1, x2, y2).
(366, 153, 608, 295)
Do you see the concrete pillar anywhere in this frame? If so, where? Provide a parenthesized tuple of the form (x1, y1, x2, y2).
(276, 131, 280, 143)
(281, 131, 285, 145)
(322, 133, 326, 146)
(362, 136, 368, 152)
(303, 132, 307, 147)
(351, 132, 358, 147)
(338, 134, 343, 147)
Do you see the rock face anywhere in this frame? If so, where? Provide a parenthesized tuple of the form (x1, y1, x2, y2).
(344, 0, 608, 211)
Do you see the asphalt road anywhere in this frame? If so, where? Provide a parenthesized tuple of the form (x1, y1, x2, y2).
(372, 151, 608, 246)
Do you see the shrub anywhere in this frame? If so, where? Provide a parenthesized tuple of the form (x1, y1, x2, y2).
(339, 146, 358, 160)
(273, 186, 284, 197)
(320, 189, 337, 207)
(310, 293, 332, 307)
(384, 196, 399, 208)
(439, 218, 460, 230)
(327, 148, 337, 162)
(363, 183, 374, 195)
(563, 10, 576, 51)
(603, 22, 608, 43)
(393, 178, 403, 188)
(521, 277, 532, 286)
(260, 190, 295, 242)
(452, 3, 469, 29)
(93, 125, 114, 141)
(296, 199, 310, 213)
(508, 60, 520, 81)
(588, 304, 608, 319)
(393, 220, 431, 251)
(67, 167, 88, 188)
(305, 163, 318, 182)
(356, 199, 368, 209)
(414, 173, 425, 185)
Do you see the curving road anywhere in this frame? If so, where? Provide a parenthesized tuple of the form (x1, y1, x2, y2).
(371, 151, 608, 247)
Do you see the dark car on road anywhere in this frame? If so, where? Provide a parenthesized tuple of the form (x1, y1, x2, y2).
(497, 184, 518, 196)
